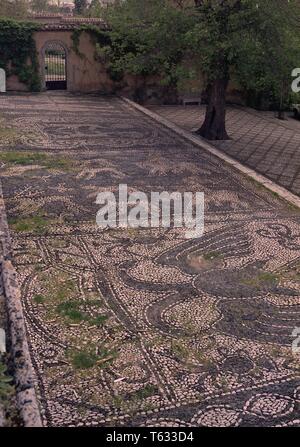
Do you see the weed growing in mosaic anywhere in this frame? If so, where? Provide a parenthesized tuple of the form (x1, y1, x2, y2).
(171, 340, 189, 360)
(33, 294, 46, 305)
(133, 384, 158, 400)
(70, 350, 98, 370)
(56, 300, 108, 325)
(241, 271, 278, 288)
(9, 215, 50, 234)
(69, 345, 117, 370)
(0, 360, 13, 401)
(0, 127, 20, 145)
(202, 251, 222, 261)
(0, 151, 74, 172)
(56, 301, 86, 323)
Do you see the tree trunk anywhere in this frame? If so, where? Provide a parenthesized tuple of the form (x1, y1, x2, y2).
(197, 77, 230, 140)
(277, 80, 288, 120)
(277, 109, 286, 120)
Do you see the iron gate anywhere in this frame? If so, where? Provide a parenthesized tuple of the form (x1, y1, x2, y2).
(44, 42, 67, 90)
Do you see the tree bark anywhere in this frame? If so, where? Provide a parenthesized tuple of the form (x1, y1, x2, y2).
(277, 80, 288, 120)
(197, 77, 230, 140)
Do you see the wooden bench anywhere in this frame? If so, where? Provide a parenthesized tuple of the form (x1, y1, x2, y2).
(182, 96, 202, 106)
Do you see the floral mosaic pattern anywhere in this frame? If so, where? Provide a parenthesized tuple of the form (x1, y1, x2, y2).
(0, 93, 299, 427)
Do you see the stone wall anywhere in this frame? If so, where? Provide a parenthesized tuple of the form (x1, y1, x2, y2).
(36, 30, 114, 93)
(6, 30, 114, 94)
(5, 26, 244, 104)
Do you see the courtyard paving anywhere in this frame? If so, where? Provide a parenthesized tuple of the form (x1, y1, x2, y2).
(0, 93, 300, 427)
(149, 105, 300, 196)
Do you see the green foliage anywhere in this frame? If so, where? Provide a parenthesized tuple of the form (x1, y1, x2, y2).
(103, 0, 300, 113)
(31, 0, 61, 14)
(31, 0, 50, 13)
(0, 0, 29, 20)
(0, 18, 41, 91)
(86, 0, 106, 18)
(0, 360, 13, 401)
(202, 251, 222, 261)
(74, 0, 88, 16)
(133, 384, 157, 400)
(0, 151, 73, 171)
(0, 151, 47, 165)
(98, 0, 192, 86)
(187, 0, 300, 110)
(9, 215, 50, 234)
(56, 299, 108, 325)
(233, 1, 300, 109)
(89, 315, 109, 327)
(56, 301, 86, 322)
(71, 25, 111, 59)
(33, 294, 46, 304)
(69, 345, 116, 370)
(0, 120, 20, 145)
(240, 271, 278, 288)
(70, 350, 98, 369)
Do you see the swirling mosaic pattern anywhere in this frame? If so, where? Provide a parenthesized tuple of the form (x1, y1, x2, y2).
(0, 93, 299, 427)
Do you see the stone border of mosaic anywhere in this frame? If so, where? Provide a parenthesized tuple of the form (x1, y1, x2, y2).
(122, 97, 300, 209)
(0, 182, 42, 427)
(0, 403, 4, 427)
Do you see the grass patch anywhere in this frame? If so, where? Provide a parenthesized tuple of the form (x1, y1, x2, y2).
(0, 360, 13, 401)
(218, 375, 230, 392)
(202, 251, 222, 261)
(36, 272, 77, 313)
(0, 128, 20, 144)
(134, 384, 157, 400)
(0, 116, 20, 145)
(33, 294, 46, 304)
(0, 151, 73, 172)
(56, 301, 86, 323)
(171, 340, 189, 360)
(56, 299, 108, 326)
(0, 151, 47, 165)
(69, 345, 117, 370)
(287, 202, 300, 212)
(111, 385, 158, 414)
(70, 350, 98, 370)
(241, 271, 278, 288)
(89, 315, 108, 327)
(9, 215, 50, 234)
(278, 264, 300, 282)
(55, 279, 76, 301)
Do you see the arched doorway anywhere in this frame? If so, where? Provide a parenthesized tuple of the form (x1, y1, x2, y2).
(44, 42, 67, 90)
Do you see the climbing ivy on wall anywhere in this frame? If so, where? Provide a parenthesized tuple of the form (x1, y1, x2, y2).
(71, 25, 128, 82)
(71, 25, 111, 59)
(0, 19, 41, 91)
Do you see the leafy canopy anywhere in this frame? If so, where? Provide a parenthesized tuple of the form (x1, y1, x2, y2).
(0, 18, 41, 91)
(103, 0, 300, 106)
(188, 0, 300, 106)
(99, 0, 192, 85)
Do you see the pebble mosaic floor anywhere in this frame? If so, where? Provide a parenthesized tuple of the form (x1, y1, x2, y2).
(149, 105, 300, 196)
(0, 93, 299, 427)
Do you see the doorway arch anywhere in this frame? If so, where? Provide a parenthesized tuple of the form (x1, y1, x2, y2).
(43, 41, 67, 90)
